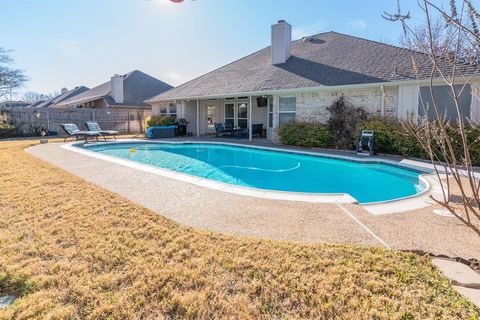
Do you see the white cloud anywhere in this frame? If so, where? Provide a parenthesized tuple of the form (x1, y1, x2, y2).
(56, 40, 81, 57)
(292, 20, 328, 39)
(347, 19, 367, 30)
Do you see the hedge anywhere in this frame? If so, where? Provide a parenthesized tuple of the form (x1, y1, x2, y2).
(144, 115, 176, 129)
(278, 122, 333, 148)
(278, 117, 480, 166)
(358, 117, 480, 166)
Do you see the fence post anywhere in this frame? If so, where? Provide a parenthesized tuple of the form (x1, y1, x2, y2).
(127, 110, 131, 134)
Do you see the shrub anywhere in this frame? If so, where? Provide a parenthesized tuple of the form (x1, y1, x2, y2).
(357, 117, 426, 158)
(0, 113, 22, 138)
(445, 123, 480, 166)
(279, 122, 333, 148)
(358, 116, 480, 165)
(144, 115, 176, 129)
(327, 96, 367, 149)
(357, 117, 400, 154)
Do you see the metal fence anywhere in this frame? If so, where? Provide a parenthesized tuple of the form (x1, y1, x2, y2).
(0, 107, 151, 135)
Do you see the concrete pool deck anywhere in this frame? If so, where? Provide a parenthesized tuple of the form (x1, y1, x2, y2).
(26, 140, 480, 259)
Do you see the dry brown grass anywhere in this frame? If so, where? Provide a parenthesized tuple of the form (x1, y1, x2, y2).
(0, 139, 478, 319)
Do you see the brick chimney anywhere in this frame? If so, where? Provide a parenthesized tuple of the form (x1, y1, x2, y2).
(271, 20, 292, 65)
(111, 74, 124, 104)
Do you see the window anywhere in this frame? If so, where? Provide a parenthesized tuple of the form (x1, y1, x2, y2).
(278, 96, 296, 126)
(418, 85, 471, 122)
(169, 103, 177, 118)
(159, 105, 167, 115)
(268, 97, 273, 128)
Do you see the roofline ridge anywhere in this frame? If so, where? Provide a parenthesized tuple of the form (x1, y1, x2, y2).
(148, 46, 270, 101)
(324, 31, 478, 67)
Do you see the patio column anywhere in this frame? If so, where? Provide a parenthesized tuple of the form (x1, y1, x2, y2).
(248, 96, 253, 141)
(196, 99, 200, 137)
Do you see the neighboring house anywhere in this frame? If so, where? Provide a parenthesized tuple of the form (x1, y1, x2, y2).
(26, 100, 46, 108)
(55, 70, 173, 110)
(30, 86, 90, 108)
(0, 101, 29, 108)
(146, 20, 480, 142)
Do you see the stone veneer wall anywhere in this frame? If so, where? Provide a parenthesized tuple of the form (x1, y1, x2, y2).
(295, 86, 399, 123)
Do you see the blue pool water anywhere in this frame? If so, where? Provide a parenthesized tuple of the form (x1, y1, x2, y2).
(82, 142, 427, 203)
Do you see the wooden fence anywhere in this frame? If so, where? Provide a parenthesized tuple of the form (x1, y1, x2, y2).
(0, 107, 151, 135)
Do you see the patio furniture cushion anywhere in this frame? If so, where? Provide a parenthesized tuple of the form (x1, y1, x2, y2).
(146, 125, 177, 139)
(61, 124, 98, 136)
(62, 123, 81, 135)
(85, 121, 119, 135)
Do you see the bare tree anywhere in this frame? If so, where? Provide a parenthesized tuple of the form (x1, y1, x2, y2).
(384, 0, 480, 236)
(22, 91, 58, 104)
(400, 18, 480, 64)
(0, 48, 28, 100)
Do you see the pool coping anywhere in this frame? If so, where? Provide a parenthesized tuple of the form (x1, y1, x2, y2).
(61, 139, 438, 211)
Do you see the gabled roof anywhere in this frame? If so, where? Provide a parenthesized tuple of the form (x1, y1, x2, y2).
(26, 100, 46, 108)
(33, 86, 90, 108)
(0, 101, 29, 107)
(149, 31, 479, 101)
(56, 70, 173, 107)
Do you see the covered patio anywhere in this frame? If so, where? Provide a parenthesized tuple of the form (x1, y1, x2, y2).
(151, 95, 276, 142)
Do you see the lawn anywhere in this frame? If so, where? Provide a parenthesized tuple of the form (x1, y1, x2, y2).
(0, 139, 478, 319)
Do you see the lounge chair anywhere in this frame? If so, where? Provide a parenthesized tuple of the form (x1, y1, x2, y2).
(61, 123, 100, 143)
(85, 121, 119, 141)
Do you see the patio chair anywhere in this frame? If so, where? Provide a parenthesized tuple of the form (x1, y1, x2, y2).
(214, 122, 231, 137)
(61, 123, 100, 143)
(252, 123, 264, 138)
(85, 121, 119, 141)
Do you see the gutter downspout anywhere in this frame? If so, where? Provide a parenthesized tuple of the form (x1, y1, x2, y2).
(380, 85, 385, 117)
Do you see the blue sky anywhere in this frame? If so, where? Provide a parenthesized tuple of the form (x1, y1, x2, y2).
(1, 0, 428, 96)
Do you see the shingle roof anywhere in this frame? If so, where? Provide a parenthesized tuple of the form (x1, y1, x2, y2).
(57, 70, 173, 107)
(33, 86, 90, 108)
(26, 100, 46, 108)
(149, 31, 479, 101)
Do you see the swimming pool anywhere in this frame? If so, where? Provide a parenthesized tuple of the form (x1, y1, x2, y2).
(78, 142, 428, 204)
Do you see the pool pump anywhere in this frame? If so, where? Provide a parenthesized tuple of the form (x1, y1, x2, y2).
(356, 130, 375, 156)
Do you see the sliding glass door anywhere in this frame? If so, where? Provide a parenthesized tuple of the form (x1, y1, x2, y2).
(237, 102, 248, 128)
(224, 102, 248, 128)
(224, 103, 235, 128)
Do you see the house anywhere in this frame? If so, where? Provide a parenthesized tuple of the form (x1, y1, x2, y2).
(26, 100, 46, 108)
(0, 100, 29, 108)
(30, 86, 90, 108)
(55, 70, 173, 110)
(146, 20, 480, 142)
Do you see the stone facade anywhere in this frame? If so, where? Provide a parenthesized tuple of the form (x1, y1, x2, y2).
(295, 86, 398, 124)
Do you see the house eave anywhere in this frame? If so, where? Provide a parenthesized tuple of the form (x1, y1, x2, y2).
(55, 95, 107, 107)
(146, 77, 480, 103)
